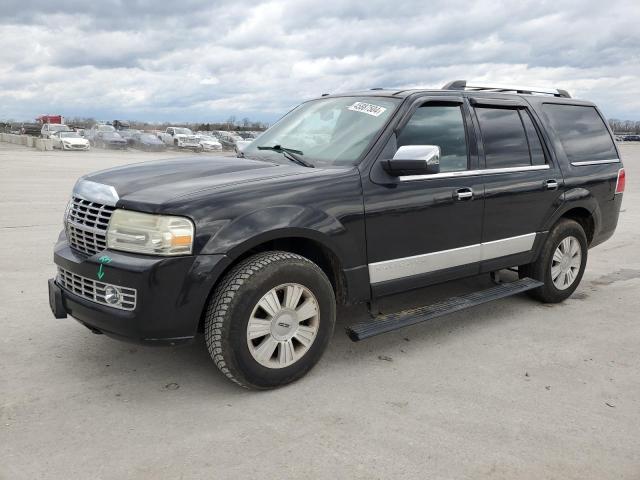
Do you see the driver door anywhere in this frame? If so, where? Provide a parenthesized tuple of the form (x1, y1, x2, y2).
(362, 97, 485, 297)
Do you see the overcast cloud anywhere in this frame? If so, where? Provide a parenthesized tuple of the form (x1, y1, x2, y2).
(1, 0, 639, 122)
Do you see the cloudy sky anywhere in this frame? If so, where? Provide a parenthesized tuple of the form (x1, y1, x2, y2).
(1, 0, 639, 123)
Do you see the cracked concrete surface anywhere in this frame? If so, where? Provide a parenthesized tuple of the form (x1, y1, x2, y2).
(1, 143, 639, 479)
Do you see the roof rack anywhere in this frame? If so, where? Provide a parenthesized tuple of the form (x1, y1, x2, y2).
(442, 80, 571, 98)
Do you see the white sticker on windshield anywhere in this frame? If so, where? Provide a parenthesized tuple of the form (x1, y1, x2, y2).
(347, 102, 387, 117)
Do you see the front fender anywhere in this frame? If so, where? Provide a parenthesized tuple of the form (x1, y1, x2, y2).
(199, 205, 350, 263)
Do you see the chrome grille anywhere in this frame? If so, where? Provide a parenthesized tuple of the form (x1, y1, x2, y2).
(66, 196, 115, 255)
(56, 267, 137, 311)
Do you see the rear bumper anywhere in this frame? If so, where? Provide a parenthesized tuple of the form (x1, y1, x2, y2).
(51, 237, 230, 345)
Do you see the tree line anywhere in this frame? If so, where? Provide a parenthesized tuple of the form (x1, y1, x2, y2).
(608, 119, 640, 134)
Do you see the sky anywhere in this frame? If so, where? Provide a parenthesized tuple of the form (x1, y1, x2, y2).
(1, 0, 639, 123)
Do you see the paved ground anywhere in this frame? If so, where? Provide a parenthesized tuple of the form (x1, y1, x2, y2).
(1, 143, 639, 479)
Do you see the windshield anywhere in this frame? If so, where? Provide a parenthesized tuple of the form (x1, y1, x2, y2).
(98, 125, 115, 132)
(243, 96, 400, 166)
(50, 124, 71, 132)
(174, 128, 192, 135)
(59, 132, 80, 138)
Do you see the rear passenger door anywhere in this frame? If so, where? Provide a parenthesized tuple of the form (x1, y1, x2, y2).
(469, 97, 563, 271)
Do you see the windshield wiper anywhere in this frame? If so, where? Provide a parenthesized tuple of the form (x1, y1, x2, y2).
(257, 145, 314, 168)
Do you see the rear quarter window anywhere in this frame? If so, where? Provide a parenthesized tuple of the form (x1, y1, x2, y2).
(542, 104, 618, 162)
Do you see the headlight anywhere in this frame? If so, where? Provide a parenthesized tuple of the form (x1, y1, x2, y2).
(106, 210, 194, 256)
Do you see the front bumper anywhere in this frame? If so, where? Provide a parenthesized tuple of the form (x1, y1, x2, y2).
(62, 143, 90, 151)
(50, 236, 230, 345)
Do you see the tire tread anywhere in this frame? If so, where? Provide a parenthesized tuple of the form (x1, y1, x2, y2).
(204, 251, 323, 388)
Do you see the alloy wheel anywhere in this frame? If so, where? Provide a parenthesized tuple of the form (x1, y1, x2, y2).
(246, 283, 320, 368)
(551, 236, 582, 290)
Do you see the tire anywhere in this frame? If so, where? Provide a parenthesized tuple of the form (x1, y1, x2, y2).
(519, 219, 588, 303)
(204, 251, 336, 389)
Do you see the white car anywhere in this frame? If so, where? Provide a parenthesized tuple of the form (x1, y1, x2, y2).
(158, 127, 201, 149)
(51, 131, 90, 151)
(197, 135, 223, 152)
(41, 123, 71, 139)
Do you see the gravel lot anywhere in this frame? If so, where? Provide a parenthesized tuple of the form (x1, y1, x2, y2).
(1, 142, 639, 479)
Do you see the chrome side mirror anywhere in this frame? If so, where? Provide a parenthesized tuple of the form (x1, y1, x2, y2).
(382, 145, 441, 176)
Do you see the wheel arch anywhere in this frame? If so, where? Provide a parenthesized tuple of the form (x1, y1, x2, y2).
(544, 188, 601, 246)
(559, 207, 595, 245)
(196, 233, 347, 333)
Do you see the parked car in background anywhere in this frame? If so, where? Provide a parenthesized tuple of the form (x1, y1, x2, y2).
(131, 132, 166, 152)
(20, 123, 42, 136)
(41, 123, 71, 139)
(623, 134, 640, 141)
(96, 131, 127, 150)
(215, 131, 245, 149)
(196, 135, 223, 152)
(158, 127, 201, 149)
(118, 129, 142, 147)
(50, 131, 90, 151)
(113, 120, 131, 131)
(87, 124, 116, 146)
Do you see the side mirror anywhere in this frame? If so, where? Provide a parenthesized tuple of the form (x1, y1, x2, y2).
(382, 145, 441, 176)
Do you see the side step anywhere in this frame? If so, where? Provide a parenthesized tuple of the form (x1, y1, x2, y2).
(346, 277, 543, 342)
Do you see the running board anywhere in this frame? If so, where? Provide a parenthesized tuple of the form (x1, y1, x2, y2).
(347, 277, 543, 342)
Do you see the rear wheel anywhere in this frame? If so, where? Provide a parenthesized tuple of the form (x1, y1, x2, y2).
(519, 219, 587, 303)
(204, 251, 336, 389)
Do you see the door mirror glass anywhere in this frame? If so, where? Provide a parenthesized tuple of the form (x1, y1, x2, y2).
(383, 145, 441, 176)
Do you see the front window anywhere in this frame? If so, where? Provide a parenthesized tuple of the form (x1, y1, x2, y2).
(396, 104, 468, 172)
(50, 124, 70, 132)
(243, 96, 400, 166)
(59, 132, 81, 138)
(174, 128, 192, 135)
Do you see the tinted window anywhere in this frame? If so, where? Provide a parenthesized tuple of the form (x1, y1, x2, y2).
(520, 111, 546, 165)
(543, 104, 617, 162)
(476, 108, 530, 168)
(397, 105, 468, 172)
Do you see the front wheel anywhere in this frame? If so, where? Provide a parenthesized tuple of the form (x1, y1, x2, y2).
(204, 251, 336, 389)
(519, 219, 588, 303)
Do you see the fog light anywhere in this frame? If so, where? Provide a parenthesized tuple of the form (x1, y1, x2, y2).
(104, 286, 122, 306)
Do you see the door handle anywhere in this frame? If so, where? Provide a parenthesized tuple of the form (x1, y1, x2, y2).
(456, 188, 473, 200)
(545, 179, 559, 190)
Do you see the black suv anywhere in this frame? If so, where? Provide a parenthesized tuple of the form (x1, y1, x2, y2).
(49, 80, 625, 389)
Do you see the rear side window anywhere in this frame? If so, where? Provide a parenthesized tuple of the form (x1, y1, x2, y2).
(542, 104, 618, 162)
(396, 104, 468, 172)
(475, 108, 530, 168)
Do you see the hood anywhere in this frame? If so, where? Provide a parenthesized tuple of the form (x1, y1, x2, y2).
(81, 156, 311, 209)
(63, 137, 89, 145)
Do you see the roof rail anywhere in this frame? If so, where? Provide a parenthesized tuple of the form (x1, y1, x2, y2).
(442, 80, 571, 98)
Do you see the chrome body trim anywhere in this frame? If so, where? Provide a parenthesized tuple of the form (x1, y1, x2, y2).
(480, 233, 537, 261)
(65, 196, 115, 256)
(368, 233, 537, 284)
(56, 267, 137, 311)
(399, 164, 549, 182)
(570, 159, 620, 166)
(73, 179, 119, 206)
